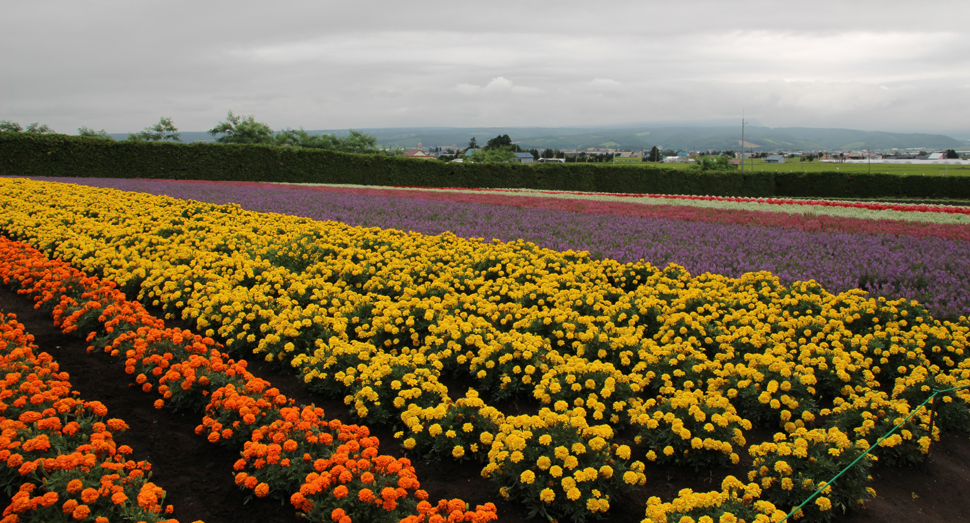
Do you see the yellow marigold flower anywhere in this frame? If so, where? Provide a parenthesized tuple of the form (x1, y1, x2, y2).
(520, 470, 536, 484)
(403, 438, 416, 449)
(540, 488, 555, 503)
(816, 496, 832, 511)
(623, 471, 638, 485)
(616, 445, 631, 460)
(774, 460, 792, 475)
(566, 487, 581, 501)
(663, 446, 675, 456)
(453, 446, 465, 458)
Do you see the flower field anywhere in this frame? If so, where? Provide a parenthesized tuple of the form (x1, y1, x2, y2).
(21, 177, 970, 320)
(1, 177, 970, 522)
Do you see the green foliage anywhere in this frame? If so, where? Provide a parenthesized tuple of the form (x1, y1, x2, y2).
(0, 121, 24, 133)
(647, 146, 661, 162)
(25, 123, 56, 134)
(3, 132, 970, 199)
(275, 128, 378, 153)
(693, 155, 736, 171)
(128, 117, 181, 142)
(208, 110, 274, 144)
(470, 147, 518, 164)
(485, 134, 521, 152)
(78, 126, 111, 139)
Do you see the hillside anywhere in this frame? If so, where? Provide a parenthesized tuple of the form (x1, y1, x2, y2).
(107, 126, 965, 152)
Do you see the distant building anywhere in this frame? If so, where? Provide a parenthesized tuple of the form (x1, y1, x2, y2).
(403, 149, 435, 159)
(765, 154, 785, 164)
(514, 152, 535, 164)
(537, 158, 565, 163)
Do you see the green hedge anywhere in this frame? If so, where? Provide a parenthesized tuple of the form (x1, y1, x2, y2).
(2, 132, 967, 199)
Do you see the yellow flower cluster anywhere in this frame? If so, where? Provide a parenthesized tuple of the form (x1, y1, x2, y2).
(642, 476, 786, 523)
(630, 389, 748, 468)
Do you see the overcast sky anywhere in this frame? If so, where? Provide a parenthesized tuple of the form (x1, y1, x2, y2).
(3, 1, 969, 137)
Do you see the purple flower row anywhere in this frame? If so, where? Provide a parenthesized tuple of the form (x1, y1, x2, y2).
(26, 177, 970, 319)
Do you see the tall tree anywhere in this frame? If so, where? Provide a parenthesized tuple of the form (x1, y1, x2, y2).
(468, 137, 477, 149)
(208, 111, 274, 144)
(647, 146, 661, 162)
(128, 117, 181, 142)
(485, 134, 513, 150)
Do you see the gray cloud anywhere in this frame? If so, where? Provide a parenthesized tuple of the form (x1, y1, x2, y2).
(2, 0, 968, 135)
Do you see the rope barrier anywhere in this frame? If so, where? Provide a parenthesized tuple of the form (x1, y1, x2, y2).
(779, 383, 970, 522)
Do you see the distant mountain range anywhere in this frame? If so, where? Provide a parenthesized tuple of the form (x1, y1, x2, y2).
(108, 126, 967, 152)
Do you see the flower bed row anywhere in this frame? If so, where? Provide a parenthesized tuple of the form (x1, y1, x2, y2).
(0, 312, 183, 523)
(0, 237, 495, 523)
(2, 178, 970, 522)
(20, 177, 970, 319)
(360, 182, 970, 216)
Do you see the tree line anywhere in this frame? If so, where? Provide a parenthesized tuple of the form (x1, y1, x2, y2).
(0, 112, 388, 155)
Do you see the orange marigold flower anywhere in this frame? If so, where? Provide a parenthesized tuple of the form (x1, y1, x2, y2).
(154, 399, 165, 410)
(18, 460, 37, 476)
(283, 439, 298, 452)
(333, 485, 349, 499)
(62, 499, 79, 514)
(40, 491, 59, 507)
(6, 454, 23, 468)
(72, 504, 90, 520)
(331, 508, 346, 522)
(360, 472, 375, 484)
(111, 492, 127, 505)
(359, 488, 374, 503)
(80, 488, 99, 504)
(381, 487, 398, 501)
(106, 419, 128, 431)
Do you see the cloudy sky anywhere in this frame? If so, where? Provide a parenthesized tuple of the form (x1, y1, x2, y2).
(3, 1, 969, 137)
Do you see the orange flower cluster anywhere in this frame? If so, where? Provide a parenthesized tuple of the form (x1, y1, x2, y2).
(0, 312, 188, 523)
(0, 236, 496, 523)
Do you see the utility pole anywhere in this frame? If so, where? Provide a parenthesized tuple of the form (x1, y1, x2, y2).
(740, 112, 745, 172)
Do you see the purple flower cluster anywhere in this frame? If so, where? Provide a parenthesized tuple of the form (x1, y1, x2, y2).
(27, 177, 970, 319)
